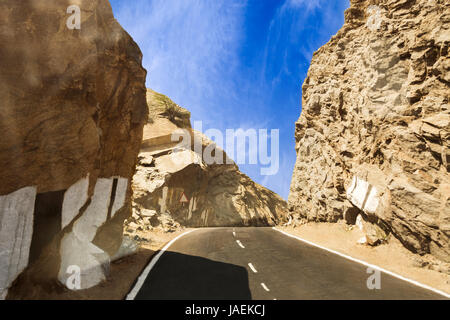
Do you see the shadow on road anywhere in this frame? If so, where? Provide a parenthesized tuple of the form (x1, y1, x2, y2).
(134, 251, 252, 300)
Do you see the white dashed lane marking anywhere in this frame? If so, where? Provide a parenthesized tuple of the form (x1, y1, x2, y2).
(248, 263, 258, 273)
(236, 240, 245, 249)
(261, 283, 270, 292)
(233, 230, 273, 298)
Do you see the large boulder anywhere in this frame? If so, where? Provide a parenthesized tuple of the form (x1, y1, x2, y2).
(289, 0, 449, 261)
(0, 0, 147, 298)
(130, 90, 288, 230)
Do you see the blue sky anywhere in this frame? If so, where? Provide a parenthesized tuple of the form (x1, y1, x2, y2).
(109, 0, 349, 199)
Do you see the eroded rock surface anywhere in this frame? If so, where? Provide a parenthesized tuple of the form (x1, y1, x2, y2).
(0, 0, 147, 298)
(289, 0, 449, 261)
(129, 90, 288, 232)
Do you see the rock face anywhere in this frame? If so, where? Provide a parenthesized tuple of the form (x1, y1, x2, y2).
(289, 0, 449, 262)
(130, 90, 288, 231)
(0, 0, 147, 298)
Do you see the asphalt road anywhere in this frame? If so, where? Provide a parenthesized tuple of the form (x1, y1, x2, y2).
(130, 227, 448, 300)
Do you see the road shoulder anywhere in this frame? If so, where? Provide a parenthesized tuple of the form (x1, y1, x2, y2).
(276, 223, 450, 296)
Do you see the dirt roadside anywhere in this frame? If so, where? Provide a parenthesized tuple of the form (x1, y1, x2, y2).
(278, 222, 450, 295)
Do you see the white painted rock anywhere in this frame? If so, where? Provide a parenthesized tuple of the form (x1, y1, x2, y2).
(0, 187, 36, 298)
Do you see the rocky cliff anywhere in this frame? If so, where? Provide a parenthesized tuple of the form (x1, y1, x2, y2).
(0, 0, 147, 298)
(129, 90, 288, 232)
(289, 0, 449, 262)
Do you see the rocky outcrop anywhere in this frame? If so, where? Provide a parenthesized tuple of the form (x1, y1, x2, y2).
(0, 0, 147, 298)
(289, 0, 449, 262)
(129, 90, 288, 232)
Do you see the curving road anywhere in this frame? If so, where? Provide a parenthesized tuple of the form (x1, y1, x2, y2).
(128, 227, 448, 300)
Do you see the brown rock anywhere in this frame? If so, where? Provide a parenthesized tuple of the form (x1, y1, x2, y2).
(289, 0, 450, 262)
(1, 0, 147, 298)
(356, 214, 388, 246)
(130, 90, 289, 231)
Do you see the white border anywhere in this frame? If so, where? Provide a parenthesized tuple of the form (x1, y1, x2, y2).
(273, 227, 450, 299)
(126, 229, 197, 300)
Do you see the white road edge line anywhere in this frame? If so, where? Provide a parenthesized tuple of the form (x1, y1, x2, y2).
(236, 240, 245, 248)
(233, 231, 236, 237)
(273, 227, 450, 299)
(126, 229, 197, 300)
(261, 283, 270, 292)
(248, 263, 258, 273)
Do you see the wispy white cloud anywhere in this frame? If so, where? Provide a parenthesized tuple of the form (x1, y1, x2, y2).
(113, 0, 247, 120)
(111, 0, 348, 200)
(261, 0, 347, 86)
(287, 0, 323, 11)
